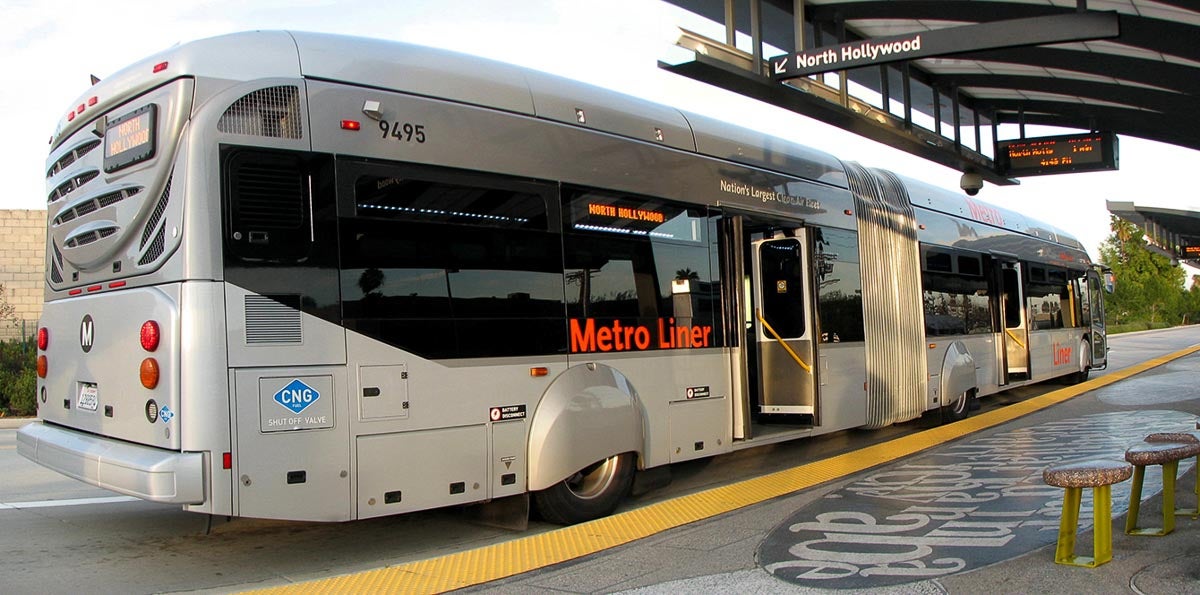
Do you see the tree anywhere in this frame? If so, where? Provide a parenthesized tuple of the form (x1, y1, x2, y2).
(1098, 216, 1187, 327)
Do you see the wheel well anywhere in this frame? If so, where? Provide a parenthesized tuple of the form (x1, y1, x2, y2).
(527, 363, 646, 491)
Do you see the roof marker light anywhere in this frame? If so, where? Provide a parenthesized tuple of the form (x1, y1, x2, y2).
(340, 120, 361, 131)
(153, 61, 168, 73)
(68, 289, 83, 296)
(67, 112, 75, 122)
(88, 96, 98, 106)
(77, 104, 86, 115)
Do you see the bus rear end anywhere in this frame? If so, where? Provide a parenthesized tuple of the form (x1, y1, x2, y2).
(18, 32, 304, 515)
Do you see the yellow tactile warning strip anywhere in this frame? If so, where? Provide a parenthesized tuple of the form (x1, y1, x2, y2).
(253, 343, 1200, 594)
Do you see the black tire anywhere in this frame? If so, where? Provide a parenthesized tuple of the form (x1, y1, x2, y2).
(941, 389, 974, 424)
(534, 452, 635, 525)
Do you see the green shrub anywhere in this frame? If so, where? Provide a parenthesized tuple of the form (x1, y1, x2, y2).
(0, 338, 35, 416)
(5, 368, 36, 415)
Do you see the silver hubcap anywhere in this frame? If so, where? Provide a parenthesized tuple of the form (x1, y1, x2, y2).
(565, 456, 620, 500)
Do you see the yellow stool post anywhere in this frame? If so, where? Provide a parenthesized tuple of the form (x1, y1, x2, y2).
(1044, 459, 1132, 568)
(1125, 440, 1200, 536)
(1145, 432, 1200, 520)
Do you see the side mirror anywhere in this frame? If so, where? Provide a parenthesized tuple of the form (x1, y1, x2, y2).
(1103, 272, 1115, 294)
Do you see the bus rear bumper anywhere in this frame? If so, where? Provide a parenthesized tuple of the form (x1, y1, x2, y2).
(16, 422, 206, 505)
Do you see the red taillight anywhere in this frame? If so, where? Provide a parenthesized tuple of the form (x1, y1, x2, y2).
(152, 61, 168, 73)
(37, 327, 48, 350)
(140, 321, 160, 352)
(340, 120, 361, 131)
(140, 358, 159, 389)
(222, 452, 232, 470)
(37, 355, 47, 379)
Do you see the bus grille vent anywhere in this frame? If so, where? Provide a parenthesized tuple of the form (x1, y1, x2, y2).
(47, 139, 101, 179)
(48, 170, 100, 203)
(245, 294, 303, 344)
(231, 161, 305, 230)
(138, 228, 165, 266)
(50, 241, 64, 284)
(218, 86, 302, 139)
(141, 175, 172, 249)
(64, 226, 118, 248)
(54, 187, 142, 225)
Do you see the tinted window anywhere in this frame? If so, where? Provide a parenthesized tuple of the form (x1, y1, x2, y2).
(814, 227, 863, 343)
(922, 246, 992, 336)
(339, 163, 565, 359)
(564, 188, 721, 353)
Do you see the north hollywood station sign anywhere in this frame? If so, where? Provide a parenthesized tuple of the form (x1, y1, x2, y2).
(770, 12, 1120, 79)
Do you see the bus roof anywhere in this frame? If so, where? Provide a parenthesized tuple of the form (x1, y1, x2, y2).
(55, 30, 1081, 252)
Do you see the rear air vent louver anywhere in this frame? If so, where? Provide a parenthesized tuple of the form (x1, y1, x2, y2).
(138, 228, 165, 266)
(64, 226, 118, 248)
(218, 86, 302, 139)
(245, 294, 303, 344)
(230, 161, 305, 230)
(53, 187, 142, 225)
(140, 175, 172, 249)
(50, 259, 63, 284)
(47, 139, 101, 178)
(48, 170, 100, 203)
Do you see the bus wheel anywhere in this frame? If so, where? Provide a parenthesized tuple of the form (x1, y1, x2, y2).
(534, 453, 635, 525)
(941, 389, 974, 424)
(1064, 340, 1091, 384)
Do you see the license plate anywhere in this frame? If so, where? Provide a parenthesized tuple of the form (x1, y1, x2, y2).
(77, 383, 99, 411)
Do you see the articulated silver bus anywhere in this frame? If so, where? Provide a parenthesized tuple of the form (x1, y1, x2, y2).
(19, 31, 1108, 524)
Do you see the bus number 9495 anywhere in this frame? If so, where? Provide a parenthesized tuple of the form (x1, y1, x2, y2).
(379, 120, 427, 143)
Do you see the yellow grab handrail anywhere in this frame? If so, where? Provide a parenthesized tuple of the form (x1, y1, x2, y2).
(755, 309, 812, 373)
(1005, 328, 1026, 349)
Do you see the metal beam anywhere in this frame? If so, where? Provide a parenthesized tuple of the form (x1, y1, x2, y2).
(660, 54, 1016, 185)
(770, 11, 1119, 79)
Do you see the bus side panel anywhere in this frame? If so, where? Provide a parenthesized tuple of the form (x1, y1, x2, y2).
(356, 425, 489, 519)
(1028, 328, 1086, 382)
(232, 365, 351, 521)
(814, 342, 867, 433)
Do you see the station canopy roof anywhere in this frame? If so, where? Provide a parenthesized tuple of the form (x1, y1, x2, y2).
(662, 0, 1200, 184)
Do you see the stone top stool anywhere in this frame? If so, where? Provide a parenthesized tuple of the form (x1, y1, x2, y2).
(1124, 440, 1200, 536)
(1145, 431, 1200, 520)
(1043, 459, 1133, 568)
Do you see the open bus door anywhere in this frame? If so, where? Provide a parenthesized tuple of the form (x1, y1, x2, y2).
(751, 233, 817, 417)
(999, 260, 1030, 383)
(1087, 266, 1111, 370)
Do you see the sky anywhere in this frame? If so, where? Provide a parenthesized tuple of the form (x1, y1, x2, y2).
(5, 0, 1200, 262)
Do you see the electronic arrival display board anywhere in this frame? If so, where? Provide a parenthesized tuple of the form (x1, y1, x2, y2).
(995, 132, 1118, 177)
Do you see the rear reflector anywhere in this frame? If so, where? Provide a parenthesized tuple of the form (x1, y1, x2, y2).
(139, 358, 159, 389)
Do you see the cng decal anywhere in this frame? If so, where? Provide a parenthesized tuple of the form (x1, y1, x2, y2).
(275, 379, 320, 414)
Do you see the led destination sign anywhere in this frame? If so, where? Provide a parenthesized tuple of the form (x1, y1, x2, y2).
(995, 132, 1118, 177)
(103, 104, 157, 173)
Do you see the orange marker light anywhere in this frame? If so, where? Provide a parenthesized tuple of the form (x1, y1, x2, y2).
(530, 367, 549, 377)
(140, 358, 159, 389)
(37, 355, 47, 378)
